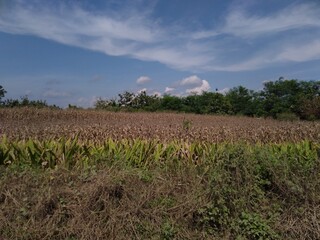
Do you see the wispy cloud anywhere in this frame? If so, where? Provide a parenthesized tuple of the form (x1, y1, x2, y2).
(0, 1, 211, 71)
(275, 40, 320, 62)
(223, 3, 320, 38)
(1, 1, 320, 72)
(43, 89, 71, 98)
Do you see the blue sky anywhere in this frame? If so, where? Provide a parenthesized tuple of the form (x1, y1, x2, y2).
(1, 0, 320, 107)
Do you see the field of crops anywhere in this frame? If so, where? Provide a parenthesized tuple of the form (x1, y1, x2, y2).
(1, 108, 319, 143)
(0, 108, 320, 239)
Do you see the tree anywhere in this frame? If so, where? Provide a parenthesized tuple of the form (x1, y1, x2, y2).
(160, 95, 183, 111)
(94, 97, 117, 110)
(118, 91, 135, 107)
(299, 96, 320, 120)
(134, 91, 161, 111)
(262, 79, 320, 118)
(199, 92, 230, 114)
(184, 94, 203, 113)
(226, 86, 256, 116)
(0, 85, 7, 104)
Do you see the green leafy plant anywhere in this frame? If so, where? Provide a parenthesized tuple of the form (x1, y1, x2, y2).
(193, 200, 230, 233)
(161, 220, 176, 240)
(237, 212, 279, 240)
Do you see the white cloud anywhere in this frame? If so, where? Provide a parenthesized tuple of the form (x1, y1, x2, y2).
(186, 80, 211, 94)
(164, 76, 210, 95)
(137, 88, 147, 93)
(0, 2, 213, 71)
(165, 87, 175, 93)
(275, 40, 320, 62)
(180, 75, 202, 86)
(74, 96, 99, 108)
(0, 1, 319, 72)
(223, 3, 320, 38)
(136, 76, 151, 85)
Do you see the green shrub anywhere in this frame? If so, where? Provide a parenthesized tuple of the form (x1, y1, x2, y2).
(236, 212, 279, 240)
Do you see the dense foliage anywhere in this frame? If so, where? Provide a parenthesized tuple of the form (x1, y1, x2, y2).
(95, 79, 320, 120)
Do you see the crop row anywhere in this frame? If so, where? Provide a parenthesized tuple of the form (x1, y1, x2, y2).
(1, 137, 319, 170)
(1, 108, 319, 143)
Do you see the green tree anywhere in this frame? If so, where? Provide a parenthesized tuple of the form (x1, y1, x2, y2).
(183, 94, 202, 113)
(118, 91, 135, 107)
(262, 79, 320, 118)
(0, 85, 7, 104)
(199, 92, 230, 114)
(226, 86, 256, 116)
(299, 96, 320, 120)
(161, 95, 183, 111)
(134, 91, 161, 111)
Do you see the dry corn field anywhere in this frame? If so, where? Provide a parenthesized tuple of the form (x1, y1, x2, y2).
(1, 108, 320, 240)
(0, 108, 319, 143)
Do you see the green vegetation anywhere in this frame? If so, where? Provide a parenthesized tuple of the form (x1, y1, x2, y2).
(1, 138, 319, 239)
(0, 85, 6, 104)
(1, 95, 59, 109)
(1, 78, 319, 119)
(94, 78, 320, 120)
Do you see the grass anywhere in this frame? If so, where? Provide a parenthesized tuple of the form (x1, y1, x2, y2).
(1, 138, 320, 239)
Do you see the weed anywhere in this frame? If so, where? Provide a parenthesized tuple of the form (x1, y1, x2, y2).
(161, 220, 176, 240)
(236, 212, 279, 240)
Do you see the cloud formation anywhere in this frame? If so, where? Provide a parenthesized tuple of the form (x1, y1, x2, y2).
(186, 80, 211, 94)
(165, 87, 175, 93)
(0, 1, 320, 72)
(136, 76, 151, 85)
(165, 75, 211, 95)
(180, 75, 202, 86)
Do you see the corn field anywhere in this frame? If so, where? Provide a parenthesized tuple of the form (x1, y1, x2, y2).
(1, 108, 320, 239)
(1, 108, 319, 143)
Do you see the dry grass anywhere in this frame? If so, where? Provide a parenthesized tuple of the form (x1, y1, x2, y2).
(0, 165, 212, 240)
(1, 108, 319, 143)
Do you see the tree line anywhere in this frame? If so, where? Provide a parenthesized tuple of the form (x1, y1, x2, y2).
(1, 78, 320, 120)
(0, 86, 59, 109)
(95, 78, 320, 120)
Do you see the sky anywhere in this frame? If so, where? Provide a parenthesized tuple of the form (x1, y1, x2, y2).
(0, 0, 320, 108)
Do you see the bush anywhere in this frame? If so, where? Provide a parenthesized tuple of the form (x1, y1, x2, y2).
(276, 112, 300, 121)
